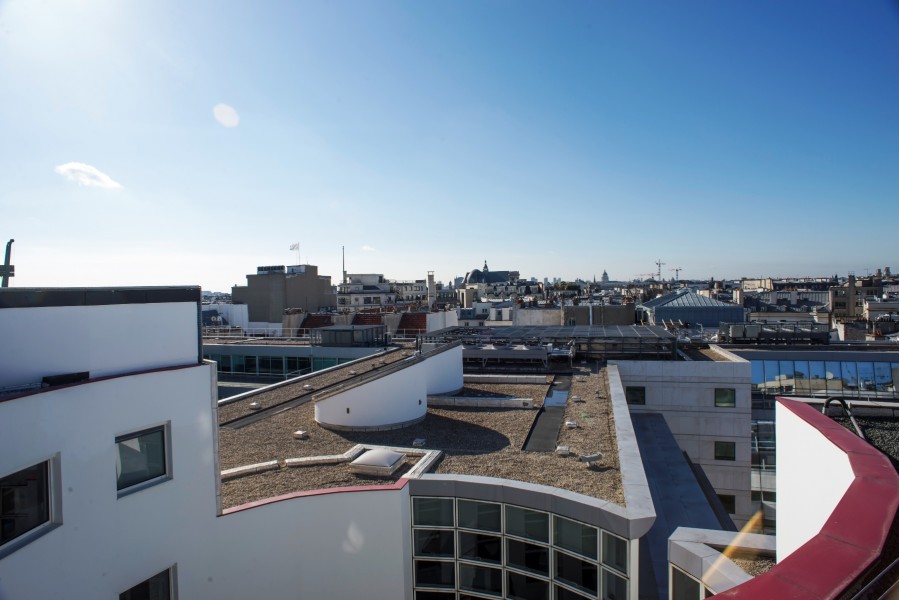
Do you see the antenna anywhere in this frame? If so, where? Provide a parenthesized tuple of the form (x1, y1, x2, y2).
(1, 239, 14, 288)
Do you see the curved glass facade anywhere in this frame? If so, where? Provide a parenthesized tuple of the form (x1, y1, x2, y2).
(412, 497, 630, 600)
(750, 359, 899, 406)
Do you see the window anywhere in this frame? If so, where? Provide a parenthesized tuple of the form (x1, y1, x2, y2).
(1, 458, 60, 559)
(714, 388, 736, 408)
(120, 567, 174, 600)
(717, 494, 736, 514)
(625, 387, 645, 405)
(116, 425, 171, 496)
(714, 441, 736, 461)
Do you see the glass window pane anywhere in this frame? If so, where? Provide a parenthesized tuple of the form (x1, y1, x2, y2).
(602, 532, 628, 575)
(415, 560, 455, 589)
(0, 462, 49, 546)
(825, 361, 843, 394)
(505, 506, 548, 543)
(458, 532, 501, 564)
(555, 550, 598, 594)
(458, 563, 502, 597)
(116, 427, 166, 491)
(793, 361, 811, 395)
(556, 585, 592, 600)
(120, 569, 171, 600)
(507, 571, 549, 600)
(458, 499, 501, 532)
(714, 388, 736, 408)
(779, 361, 795, 394)
(414, 529, 454, 558)
(750, 361, 765, 395)
(714, 441, 736, 461)
(413, 498, 454, 527)
(857, 362, 875, 394)
(841, 362, 859, 396)
(625, 387, 645, 405)
(554, 516, 597, 559)
(874, 363, 893, 392)
(507, 538, 549, 576)
(671, 566, 701, 600)
(415, 592, 455, 600)
(808, 361, 826, 397)
(603, 568, 628, 600)
(762, 360, 779, 396)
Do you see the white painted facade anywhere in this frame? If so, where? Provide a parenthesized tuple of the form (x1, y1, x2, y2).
(0, 303, 199, 388)
(204, 302, 249, 330)
(613, 354, 753, 526)
(774, 401, 855, 561)
(423, 344, 463, 395)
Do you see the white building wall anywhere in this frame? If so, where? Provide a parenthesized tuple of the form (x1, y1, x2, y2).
(426, 310, 458, 332)
(207, 302, 249, 329)
(0, 303, 199, 389)
(512, 307, 561, 326)
(614, 357, 753, 526)
(0, 365, 217, 599)
(315, 361, 427, 428)
(775, 402, 855, 561)
(423, 345, 463, 395)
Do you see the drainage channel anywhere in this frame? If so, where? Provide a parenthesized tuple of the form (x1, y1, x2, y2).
(523, 375, 571, 452)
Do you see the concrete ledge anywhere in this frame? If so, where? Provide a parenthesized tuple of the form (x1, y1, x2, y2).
(463, 374, 548, 384)
(221, 460, 280, 481)
(315, 413, 426, 432)
(669, 527, 775, 594)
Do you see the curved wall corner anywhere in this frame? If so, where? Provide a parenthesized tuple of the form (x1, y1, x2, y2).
(424, 344, 463, 395)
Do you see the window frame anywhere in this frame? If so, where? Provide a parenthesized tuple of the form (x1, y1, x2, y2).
(0, 453, 63, 560)
(714, 388, 736, 408)
(625, 386, 646, 405)
(714, 441, 736, 462)
(116, 422, 172, 498)
(120, 565, 177, 600)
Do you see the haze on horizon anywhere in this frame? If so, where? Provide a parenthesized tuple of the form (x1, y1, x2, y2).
(1, 1, 897, 292)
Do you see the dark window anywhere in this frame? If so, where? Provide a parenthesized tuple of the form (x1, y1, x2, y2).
(458, 531, 501, 564)
(116, 426, 168, 493)
(718, 494, 736, 514)
(625, 387, 645, 405)
(414, 529, 454, 558)
(0, 462, 50, 549)
(415, 592, 456, 600)
(714, 388, 736, 408)
(505, 505, 548, 543)
(459, 563, 502, 596)
(413, 498, 454, 527)
(671, 566, 701, 600)
(415, 560, 455, 589)
(554, 516, 597, 559)
(120, 568, 172, 600)
(554, 550, 598, 594)
(602, 531, 628, 575)
(555, 585, 592, 600)
(714, 441, 736, 461)
(506, 538, 549, 576)
(507, 571, 549, 600)
(458, 499, 501, 532)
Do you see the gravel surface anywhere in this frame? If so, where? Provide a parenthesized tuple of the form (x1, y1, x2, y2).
(731, 556, 776, 577)
(219, 365, 623, 509)
(833, 416, 899, 471)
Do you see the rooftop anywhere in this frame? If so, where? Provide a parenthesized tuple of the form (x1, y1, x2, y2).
(218, 364, 623, 509)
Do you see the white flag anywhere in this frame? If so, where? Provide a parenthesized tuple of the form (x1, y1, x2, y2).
(289, 243, 299, 251)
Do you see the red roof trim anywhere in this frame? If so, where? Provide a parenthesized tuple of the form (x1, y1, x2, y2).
(713, 398, 899, 599)
(221, 478, 410, 515)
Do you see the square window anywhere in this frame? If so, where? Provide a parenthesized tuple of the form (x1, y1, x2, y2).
(458, 499, 501, 532)
(554, 516, 598, 559)
(0, 460, 57, 558)
(505, 505, 548, 543)
(415, 560, 455, 589)
(116, 425, 170, 495)
(717, 494, 736, 515)
(414, 529, 454, 558)
(602, 531, 628, 575)
(458, 531, 502, 564)
(671, 566, 701, 600)
(459, 563, 502, 597)
(120, 567, 173, 600)
(625, 387, 646, 405)
(555, 550, 598, 594)
(715, 388, 736, 408)
(413, 498, 454, 528)
(603, 568, 628, 600)
(714, 441, 736, 461)
(507, 538, 549, 576)
(507, 570, 549, 600)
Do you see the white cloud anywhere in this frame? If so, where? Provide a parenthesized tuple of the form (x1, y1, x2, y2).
(213, 103, 240, 127)
(361, 245, 376, 252)
(54, 162, 122, 189)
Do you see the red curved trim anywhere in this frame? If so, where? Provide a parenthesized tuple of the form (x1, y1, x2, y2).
(714, 398, 899, 599)
(222, 477, 410, 515)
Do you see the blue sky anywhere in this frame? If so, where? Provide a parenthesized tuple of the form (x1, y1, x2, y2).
(1, 0, 897, 291)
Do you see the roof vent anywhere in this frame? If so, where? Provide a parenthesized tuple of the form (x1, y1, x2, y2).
(303, 384, 314, 390)
(555, 445, 571, 456)
(293, 430, 309, 440)
(349, 449, 406, 477)
(248, 401, 262, 410)
(412, 438, 426, 448)
(565, 420, 579, 429)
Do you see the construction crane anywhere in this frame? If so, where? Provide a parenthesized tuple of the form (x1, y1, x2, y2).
(655, 259, 665, 281)
(670, 267, 682, 281)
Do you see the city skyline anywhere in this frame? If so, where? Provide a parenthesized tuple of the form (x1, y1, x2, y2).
(2, 1, 897, 292)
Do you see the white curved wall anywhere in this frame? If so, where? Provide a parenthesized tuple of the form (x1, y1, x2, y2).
(775, 402, 855, 560)
(424, 345, 463, 395)
(315, 361, 427, 428)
